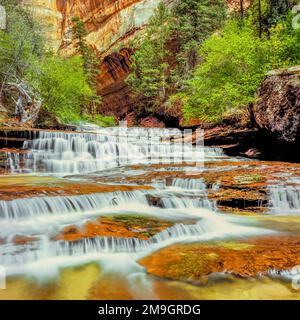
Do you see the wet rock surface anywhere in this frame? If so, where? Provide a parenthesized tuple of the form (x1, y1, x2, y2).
(2, 126, 300, 300)
(54, 215, 179, 241)
(77, 160, 300, 215)
(0, 175, 152, 200)
(140, 235, 300, 280)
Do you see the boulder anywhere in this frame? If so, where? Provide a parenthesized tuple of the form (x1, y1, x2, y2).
(253, 66, 300, 144)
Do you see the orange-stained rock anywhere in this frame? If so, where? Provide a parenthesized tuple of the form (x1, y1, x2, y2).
(12, 235, 37, 245)
(81, 159, 300, 215)
(54, 215, 175, 241)
(140, 236, 300, 280)
(0, 177, 152, 201)
(124, 112, 136, 127)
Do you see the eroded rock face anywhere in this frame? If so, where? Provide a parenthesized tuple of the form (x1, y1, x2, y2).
(23, 0, 250, 121)
(24, 0, 164, 53)
(54, 215, 175, 241)
(98, 48, 135, 118)
(23, 0, 165, 118)
(138, 116, 166, 128)
(22, 0, 64, 50)
(253, 66, 300, 145)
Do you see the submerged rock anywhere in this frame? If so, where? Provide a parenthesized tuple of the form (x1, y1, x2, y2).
(54, 215, 175, 241)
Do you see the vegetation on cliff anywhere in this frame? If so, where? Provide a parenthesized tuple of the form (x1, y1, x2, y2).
(0, 1, 113, 126)
(182, 0, 300, 122)
(126, 0, 300, 124)
(126, 0, 226, 115)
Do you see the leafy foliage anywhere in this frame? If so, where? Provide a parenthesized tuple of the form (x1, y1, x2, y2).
(82, 114, 116, 127)
(0, 3, 44, 95)
(126, 2, 172, 109)
(182, 12, 300, 122)
(71, 17, 100, 92)
(0, 3, 104, 125)
(126, 0, 226, 113)
(26, 55, 93, 123)
(249, 0, 297, 35)
(171, 0, 227, 84)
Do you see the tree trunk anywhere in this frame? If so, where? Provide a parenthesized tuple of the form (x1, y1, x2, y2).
(258, 0, 262, 38)
(6, 82, 42, 124)
(240, 0, 244, 20)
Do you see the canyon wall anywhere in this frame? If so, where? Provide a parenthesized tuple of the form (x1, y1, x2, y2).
(23, 0, 165, 119)
(24, 0, 163, 53)
(23, 0, 248, 122)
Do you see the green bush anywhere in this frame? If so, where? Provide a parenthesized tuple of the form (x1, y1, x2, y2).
(126, 0, 226, 112)
(182, 13, 300, 123)
(126, 2, 172, 106)
(26, 55, 93, 123)
(82, 114, 116, 127)
(0, 2, 104, 126)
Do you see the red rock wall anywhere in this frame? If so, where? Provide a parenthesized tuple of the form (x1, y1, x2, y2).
(24, 0, 250, 121)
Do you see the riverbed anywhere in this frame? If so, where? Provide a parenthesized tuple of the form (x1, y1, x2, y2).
(1, 126, 300, 299)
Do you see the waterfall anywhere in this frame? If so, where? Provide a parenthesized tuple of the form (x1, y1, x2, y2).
(268, 185, 300, 214)
(6, 127, 225, 174)
(0, 189, 219, 222)
(170, 178, 207, 190)
(160, 195, 216, 211)
(0, 190, 149, 220)
(1, 125, 273, 280)
(0, 218, 271, 271)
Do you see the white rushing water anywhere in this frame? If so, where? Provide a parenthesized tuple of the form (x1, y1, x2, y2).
(7, 127, 226, 174)
(0, 179, 273, 277)
(268, 184, 300, 215)
(0, 126, 274, 279)
(1, 210, 272, 276)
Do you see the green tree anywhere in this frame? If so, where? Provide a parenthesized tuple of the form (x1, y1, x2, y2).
(249, 0, 297, 36)
(71, 16, 100, 113)
(182, 12, 300, 123)
(0, 2, 97, 125)
(171, 0, 227, 84)
(0, 1, 45, 121)
(126, 0, 227, 114)
(126, 2, 172, 110)
(26, 55, 93, 123)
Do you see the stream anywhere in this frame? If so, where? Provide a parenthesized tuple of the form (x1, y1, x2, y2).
(1, 125, 300, 299)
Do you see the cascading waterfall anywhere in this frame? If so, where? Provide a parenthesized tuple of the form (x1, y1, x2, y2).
(1, 222, 215, 267)
(160, 195, 216, 211)
(0, 125, 272, 279)
(1, 216, 271, 273)
(268, 184, 300, 214)
(6, 127, 225, 174)
(5, 152, 26, 173)
(0, 190, 149, 220)
(170, 178, 207, 190)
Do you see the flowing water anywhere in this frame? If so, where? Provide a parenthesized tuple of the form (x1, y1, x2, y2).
(1, 125, 300, 299)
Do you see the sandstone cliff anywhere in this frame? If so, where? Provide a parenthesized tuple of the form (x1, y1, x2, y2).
(23, 0, 248, 123)
(23, 0, 167, 120)
(24, 0, 163, 53)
